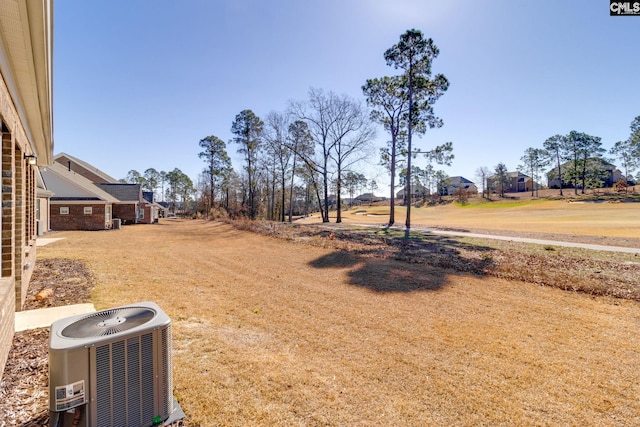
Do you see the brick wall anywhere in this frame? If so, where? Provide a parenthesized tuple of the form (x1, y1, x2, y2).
(0, 278, 14, 380)
(139, 203, 156, 224)
(0, 74, 40, 378)
(113, 203, 137, 224)
(1, 133, 14, 280)
(14, 148, 24, 310)
(50, 203, 107, 231)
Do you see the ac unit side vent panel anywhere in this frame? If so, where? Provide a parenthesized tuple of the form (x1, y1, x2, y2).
(93, 332, 158, 427)
(127, 336, 142, 424)
(141, 332, 155, 424)
(112, 340, 127, 427)
(161, 326, 173, 417)
(95, 345, 110, 425)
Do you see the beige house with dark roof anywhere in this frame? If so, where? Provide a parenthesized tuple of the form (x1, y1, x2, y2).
(42, 154, 162, 227)
(40, 162, 118, 230)
(0, 0, 54, 378)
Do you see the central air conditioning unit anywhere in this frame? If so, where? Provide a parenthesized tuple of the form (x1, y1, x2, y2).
(48, 301, 184, 427)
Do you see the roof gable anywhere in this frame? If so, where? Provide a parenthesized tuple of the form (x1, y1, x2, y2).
(40, 163, 119, 202)
(449, 176, 474, 185)
(54, 153, 119, 184)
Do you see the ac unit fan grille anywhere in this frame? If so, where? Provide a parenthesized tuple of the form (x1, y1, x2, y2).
(61, 307, 156, 338)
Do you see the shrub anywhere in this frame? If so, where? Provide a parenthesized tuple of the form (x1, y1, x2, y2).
(614, 179, 627, 193)
(454, 189, 472, 205)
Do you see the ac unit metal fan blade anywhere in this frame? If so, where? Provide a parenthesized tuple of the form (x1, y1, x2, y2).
(61, 307, 156, 338)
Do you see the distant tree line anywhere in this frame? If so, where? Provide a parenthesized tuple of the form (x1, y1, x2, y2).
(122, 168, 194, 214)
(476, 116, 640, 197)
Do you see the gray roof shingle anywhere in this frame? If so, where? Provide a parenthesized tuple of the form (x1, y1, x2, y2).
(95, 183, 142, 202)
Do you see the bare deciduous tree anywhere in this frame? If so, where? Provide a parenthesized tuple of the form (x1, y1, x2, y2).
(290, 88, 374, 223)
(475, 166, 491, 199)
(263, 111, 292, 221)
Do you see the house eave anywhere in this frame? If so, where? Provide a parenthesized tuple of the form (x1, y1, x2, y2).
(50, 199, 110, 204)
(0, 0, 54, 164)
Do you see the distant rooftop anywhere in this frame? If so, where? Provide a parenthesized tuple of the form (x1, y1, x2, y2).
(96, 183, 142, 202)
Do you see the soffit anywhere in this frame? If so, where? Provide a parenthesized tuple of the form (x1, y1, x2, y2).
(0, 0, 53, 164)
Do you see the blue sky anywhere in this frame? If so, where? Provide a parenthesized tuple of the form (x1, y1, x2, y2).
(54, 1, 640, 194)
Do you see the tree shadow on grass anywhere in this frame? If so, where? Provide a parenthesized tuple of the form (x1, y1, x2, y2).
(349, 257, 450, 292)
(309, 251, 360, 269)
(307, 227, 496, 293)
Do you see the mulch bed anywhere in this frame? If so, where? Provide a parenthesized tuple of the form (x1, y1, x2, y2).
(0, 258, 94, 427)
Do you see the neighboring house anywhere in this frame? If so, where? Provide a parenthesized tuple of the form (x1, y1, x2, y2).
(97, 183, 157, 224)
(36, 167, 53, 235)
(488, 171, 541, 194)
(40, 162, 118, 231)
(42, 154, 161, 228)
(442, 176, 478, 196)
(143, 191, 164, 222)
(354, 193, 385, 203)
(0, 0, 54, 379)
(157, 201, 170, 217)
(396, 183, 429, 200)
(547, 159, 624, 189)
(96, 183, 142, 224)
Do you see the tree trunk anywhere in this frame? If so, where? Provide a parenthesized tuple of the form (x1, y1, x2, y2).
(288, 155, 297, 222)
(530, 167, 535, 197)
(322, 167, 330, 223)
(405, 68, 413, 230)
(580, 158, 587, 195)
(281, 175, 286, 222)
(336, 161, 342, 223)
(315, 182, 324, 220)
(556, 151, 563, 196)
(389, 135, 396, 226)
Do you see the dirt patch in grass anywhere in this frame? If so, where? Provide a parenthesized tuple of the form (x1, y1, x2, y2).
(4, 219, 640, 426)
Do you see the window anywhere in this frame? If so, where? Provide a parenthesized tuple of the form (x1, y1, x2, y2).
(84, 207, 92, 215)
(138, 207, 144, 219)
(105, 205, 111, 222)
(60, 207, 69, 215)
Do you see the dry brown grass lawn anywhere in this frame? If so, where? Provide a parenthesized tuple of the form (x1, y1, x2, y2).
(302, 199, 640, 239)
(33, 216, 640, 426)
